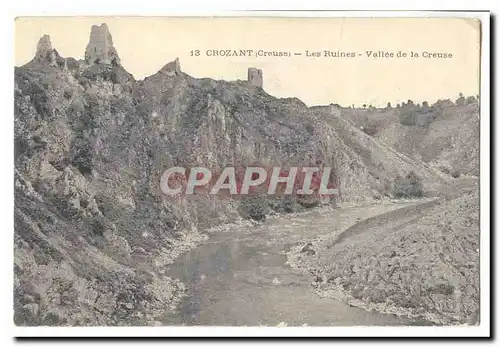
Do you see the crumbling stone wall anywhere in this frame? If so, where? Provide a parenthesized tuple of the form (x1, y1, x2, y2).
(248, 68, 263, 88)
(84, 23, 121, 65)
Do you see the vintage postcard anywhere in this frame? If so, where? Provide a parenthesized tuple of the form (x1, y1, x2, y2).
(12, 13, 489, 337)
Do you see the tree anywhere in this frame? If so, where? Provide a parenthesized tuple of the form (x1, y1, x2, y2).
(466, 95, 477, 105)
(456, 93, 466, 106)
(392, 171, 423, 198)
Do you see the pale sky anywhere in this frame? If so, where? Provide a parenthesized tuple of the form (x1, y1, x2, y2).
(15, 17, 481, 107)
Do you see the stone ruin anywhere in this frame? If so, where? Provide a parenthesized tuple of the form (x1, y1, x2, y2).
(34, 35, 57, 66)
(84, 23, 121, 65)
(247, 68, 263, 88)
(161, 57, 182, 76)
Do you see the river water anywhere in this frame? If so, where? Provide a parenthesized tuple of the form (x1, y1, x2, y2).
(162, 201, 431, 326)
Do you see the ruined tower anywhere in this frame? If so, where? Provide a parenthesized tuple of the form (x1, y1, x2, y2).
(35, 35, 57, 66)
(161, 57, 182, 76)
(247, 68, 263, 88)
(84, 23, 121, 65)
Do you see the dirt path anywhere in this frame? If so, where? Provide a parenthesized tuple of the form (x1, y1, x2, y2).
(161, 199, 437, 326)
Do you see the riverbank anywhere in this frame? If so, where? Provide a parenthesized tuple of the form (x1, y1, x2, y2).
(286, 190, 479, 325)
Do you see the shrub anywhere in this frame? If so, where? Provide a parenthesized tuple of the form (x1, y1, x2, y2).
(398, 102, 436, 127)
(399, 111, 417, 126)
(71, 143, 94, 175)
(466, 96, 477, 105)
(392, 171, 423, 198)
(456, 93, 466, 106)
(268, 196, 304, 213)
(238, 195, 271, 221)
(297, 195, 321, 209)
(398, 102, 420, 126)
(362, 124, 378, 136)
(63, 89, 74, 100)
(90, 217, 106, 237)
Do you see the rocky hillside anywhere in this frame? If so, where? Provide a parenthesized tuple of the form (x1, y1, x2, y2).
(337, 98, 480, 177)
(14, 25, 448, 326)
(288, 180, 479, 325)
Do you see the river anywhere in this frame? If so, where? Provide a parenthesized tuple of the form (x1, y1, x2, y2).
(162, 201, 433, 326)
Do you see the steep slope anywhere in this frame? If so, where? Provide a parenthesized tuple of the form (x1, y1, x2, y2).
(14, 27, 449, 326)
(338, 101, 480, 177)
(288, 183, 479, 325)
(375, 104, 480, 177)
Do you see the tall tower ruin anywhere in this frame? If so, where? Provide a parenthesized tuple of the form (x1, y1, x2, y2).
(84, 23, 121, 65)
(247, 68, 263, 88)
(35, 35, 57, 66)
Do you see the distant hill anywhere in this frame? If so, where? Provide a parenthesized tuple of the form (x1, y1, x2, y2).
(337, 99, 480, 177)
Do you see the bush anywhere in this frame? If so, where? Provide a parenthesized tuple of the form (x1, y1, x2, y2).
(269, 196, 304, 213)
(90, 217, 106, 237)
(63, 89, 74, 100)
(362, 124, 378, 136)
(466, 96, 477, 105)
(392, 171, 423, 198)
(297, 195, 321, 209)
(456, 97, 466, 106)
(456, 93, 466, 106)
(72, 144, 94, 175)
(398, 105, 419, 126)
(238, 196, 271, 221)
(399, 103, 436, 127)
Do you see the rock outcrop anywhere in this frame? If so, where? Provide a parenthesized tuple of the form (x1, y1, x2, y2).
(84, 23, 121, 65)
(160, 57, 181, 76)
(247, 67, 263, 88)
(34, 35, 57, 66)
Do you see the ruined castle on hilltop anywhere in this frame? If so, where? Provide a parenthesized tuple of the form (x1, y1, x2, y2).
(28, 23, 264, 89)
